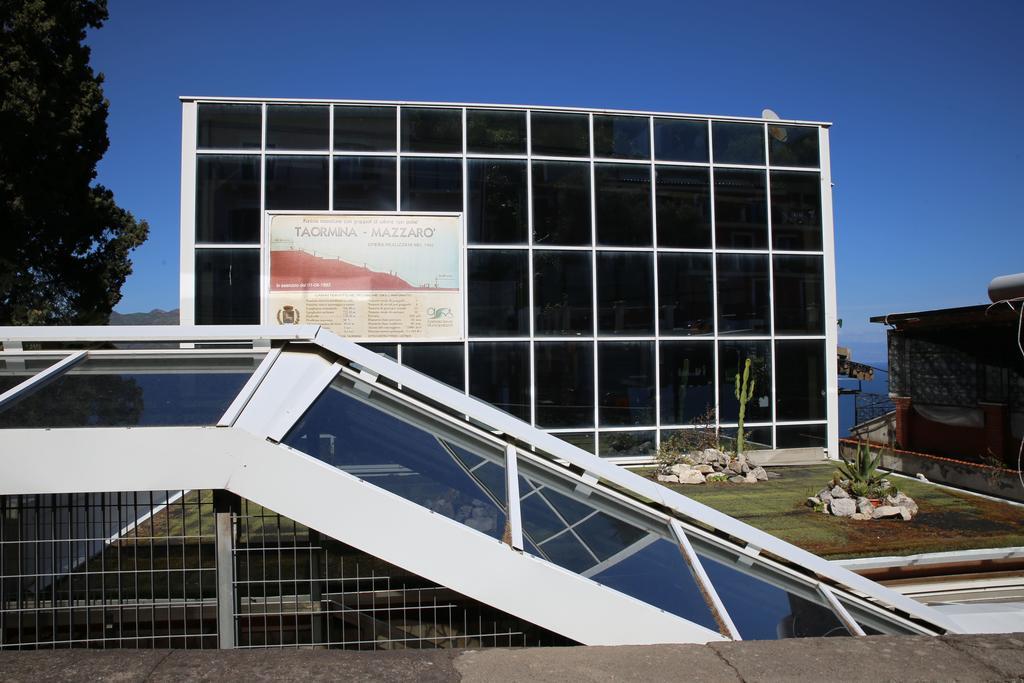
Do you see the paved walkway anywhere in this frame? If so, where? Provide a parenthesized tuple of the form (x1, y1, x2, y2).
(1, 633, 1022, 682)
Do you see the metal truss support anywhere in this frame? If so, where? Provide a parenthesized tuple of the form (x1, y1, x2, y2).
(214, 489, 240, 649)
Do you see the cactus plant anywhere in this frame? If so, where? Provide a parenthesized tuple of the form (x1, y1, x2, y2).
(733, 357, 757, 456)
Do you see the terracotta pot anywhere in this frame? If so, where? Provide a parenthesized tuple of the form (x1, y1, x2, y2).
(868, 498, 882, 508)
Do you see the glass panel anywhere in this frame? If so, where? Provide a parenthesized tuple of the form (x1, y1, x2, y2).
(718, 341, 771, 423)
(660, 341, 715, 424)
(0, 356, 261, 428)
(594, 163, 652, 246)
(195, 249, 259, 324)
(839, 599, 922, 636)
(771, 171, 823, 251)
(469, 342, 530, 421)
(360, 343, 397, 359)
(688, 532, 851, 639)
(401, 343, 464, 390)
(196, 155, 260, 243)
(712, 121, 765, 165)
(265, 156, 329, 210)
(530, 112, 589, 157)
(769, 125, 819, 168)
(597, 252, 654, 335)
(775, 341, 827, 421)
(553, 432, 596, 454)
(656, 166, 711, 248)
(197, 103, 261, 149)
(467, 159, 528, 244)
(776, 423, 827, 449)
(773, 255, 825, 335)
(593, 115, 650, 160)
(719, 426, 773, 451)
(468, 250, 529, 336)
(658, 253, 713, 336)
(532, 161, 591, 246)
(0, 358, 59, 394)
(400, 158, 462, 211)
(533, 251, 593, 336)
(654, 118, 708, 162)
(266, 104, 329, 150)
(715, 169, 767, 249)
(333, 156, 396, 211)
(716, 254, 770, 335)
(467, 109, 526, 154)
(535, 342, 593, 428)
(401, 107, 462, 153)
(598, 342, 655, 426)
(598, 431, 656, 458)
(334, 105, 396, 152)
(282, 376, 507, 541)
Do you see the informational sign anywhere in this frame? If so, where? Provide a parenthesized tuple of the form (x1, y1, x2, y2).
(268, 213, 463, 341)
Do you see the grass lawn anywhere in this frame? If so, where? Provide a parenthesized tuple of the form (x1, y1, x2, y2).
(643, 464, 1024, 560)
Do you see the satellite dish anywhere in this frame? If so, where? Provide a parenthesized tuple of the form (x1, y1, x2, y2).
(762, 108, 787, 142)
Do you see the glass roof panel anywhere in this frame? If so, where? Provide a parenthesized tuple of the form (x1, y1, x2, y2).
(839, 598, 923, 636)
(0, 357, 61, 395)
(0, 355, 262, 428)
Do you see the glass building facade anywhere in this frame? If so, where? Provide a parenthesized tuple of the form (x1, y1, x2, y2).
(180, 98, 838, 461)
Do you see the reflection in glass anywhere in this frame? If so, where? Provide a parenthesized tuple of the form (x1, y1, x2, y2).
(593, 115, 650, 159)
(712, 121, 765, 165)
(776, 424, 827, 449)
(714, 169, 767, 249)
(197, 103, 261, 149)
(196, 249, 260, 324)
(333, 157, 396, 211)
(656, 167, 711, 248)
(839, 599, 922, 636)
(598, 431, 657, 458)
(594, 163, 652, 246)
(775, 341, 827, 421)
(554, 432, 596, 454)
(266, 105, 329, 150)
(597, 252, 654, 335)
(196, 155, 260, 243)
(400, 158, 462, 211)
(660, 342, 715, 424)
(535, 342, 593, 428)
(658, 253, 713, 336)
(401, 107, 462, 153)
(0, 359, 59, 395)
(773, 256, 824, 335)
(532, 161, 591, 245)
(654, 118, 708, 162)
(468, 250, 529, 336)
(361, 343, 397, 360)
(265, 156, 329, 210)
(469, 342, 530, 421)
(717, 254, 770, 335)
(719, 426, 773, 451)
(467, 160, 528, 244)
(769, 125, 819, 168)
(0, 356, 260, 428)
(598, 342, 655, 427)
(718, 341, 771, 423)
(771, 171, 822, 251)
(334, 106, 396, 151)
(467, 109, 526, 154)
(533, 251, 592, 336)
(530, 112, 589, 157)
(401, 343, 465, 390)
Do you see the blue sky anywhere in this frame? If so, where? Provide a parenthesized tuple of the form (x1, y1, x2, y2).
(88, 0, 1023, 362)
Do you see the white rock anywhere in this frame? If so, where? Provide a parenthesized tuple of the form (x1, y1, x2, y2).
(850, 512, 872, 521)
(806, 496, 821, 508)
(898, 506, 913, 521)
(670, 463, 695, 477)
(677, 469, 707, 485)
(694, 464, 715, 474)
(871, 505, 902, 519)
(728, 475, 746, 484)
(657, 473, 680, 483)
(830, 498, 856, 517)
(818, 489, 833, 504)
(744, 471, 757, 484)
(830, 486, 850, 499)
(752, 466, 768, 481)
(856, 497, 874, 515)
(916, 473, 929, 482)
(887, 492, 919, 515)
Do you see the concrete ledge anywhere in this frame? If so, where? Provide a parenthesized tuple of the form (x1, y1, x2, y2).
(0, 633, 1021, 682)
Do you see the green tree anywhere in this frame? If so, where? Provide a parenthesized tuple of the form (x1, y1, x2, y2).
(0, 0, 147, 325)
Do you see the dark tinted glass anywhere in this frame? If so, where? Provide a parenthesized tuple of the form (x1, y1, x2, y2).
(594, 163, 652, 246)
(334, 106, 396, 151)
(400, 157, 462, 211)
(265, 156, 329, 210)
(467, 159, 527, 244)
(469, 342, 530, 420)
(598, 342, 655, 426)
(769, 125, 819, 168)
(554, 432, 595, 453)
(532, 161, 591, 245)
(773, 255, 825, 334)
(196, 155, 260, 243)
(401, 107, 461, 153)
(197, 103, 261, 149)
(333, 156, 396, 210)
(467, 109, 526, 153)
(775, 340, 827, 421)
(717, 254, 770, 335)
(598, 431, 656, 458)
(535, 342, 593, 428)
(195, 249, 259, 324)
(593, 115, 649, 159)
(266, 105, 329, 150)
(401, 343, 464, 390)
(531, 112, 589, 157)
(658, 253, 713, 336)
(468, 250, 529, 336)
(660, 341, 715, 424)
(715, 169, 767, 249)
(654, 118, 708, 162)
(361, 343, 397, 359)
(720, 426, 773, 451)
(776, 423, 827, 449)
(0, 359, 57, 395)
(597, 252, 654, 335)
(718, 340, 771, 422)
(712, 121, 764, 165)
(533, 251, 593, 336)
(656, 166, 711, 248)
(771, 171, 822, 251)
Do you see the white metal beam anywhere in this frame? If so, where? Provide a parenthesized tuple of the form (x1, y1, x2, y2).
(0, 350, 85, 411)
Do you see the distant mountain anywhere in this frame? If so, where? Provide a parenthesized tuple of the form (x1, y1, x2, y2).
(108, 309, 179, 325)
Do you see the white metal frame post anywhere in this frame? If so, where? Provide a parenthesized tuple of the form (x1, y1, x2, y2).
(179, 101, 198, 325)
(820, 126, 840, 460)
